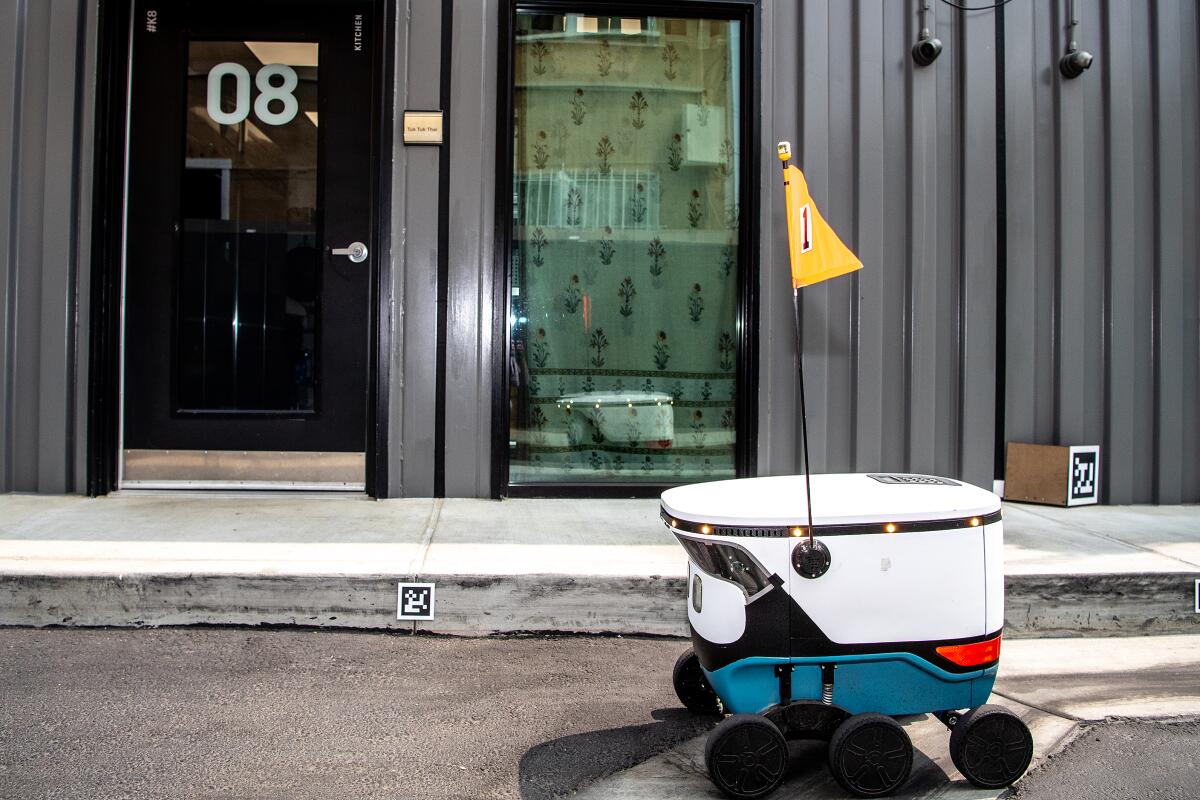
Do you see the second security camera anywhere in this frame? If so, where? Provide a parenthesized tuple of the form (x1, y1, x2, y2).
(1059, 47, 1094, 79)
(912, 33, 942, 67)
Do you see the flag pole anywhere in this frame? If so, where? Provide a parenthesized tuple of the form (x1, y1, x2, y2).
(778, 142, 816, 545)
(787, 287, 816, 544)
(791, 288, 816, 545)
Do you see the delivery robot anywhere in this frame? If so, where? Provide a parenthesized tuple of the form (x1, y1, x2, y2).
(664, 473, 1033, 798)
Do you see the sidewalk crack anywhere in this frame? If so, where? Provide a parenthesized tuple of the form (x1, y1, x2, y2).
(411, 498, 443, 577)
(989, 688, 1084, 723)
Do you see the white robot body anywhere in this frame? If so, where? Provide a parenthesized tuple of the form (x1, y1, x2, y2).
(662, 473, 1004, 717)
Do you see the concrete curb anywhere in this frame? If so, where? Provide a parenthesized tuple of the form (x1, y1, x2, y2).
(1004, 573, 1200, 637)
(1, 571, 1196, 636)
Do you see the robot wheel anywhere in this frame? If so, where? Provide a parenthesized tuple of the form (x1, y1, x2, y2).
(671, 647, 720, 714)
(704, 714, 788, 799)
(827, 713, 914, 797)
(948, 704, 1034, 789)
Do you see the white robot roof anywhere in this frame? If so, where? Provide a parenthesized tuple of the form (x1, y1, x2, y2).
(660, 473, 1001, 527)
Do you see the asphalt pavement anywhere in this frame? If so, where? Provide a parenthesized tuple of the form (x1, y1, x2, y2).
(0, 628, 714, 800)
(1013, 718, 1200, 799)
(2, 628, 1198, 800)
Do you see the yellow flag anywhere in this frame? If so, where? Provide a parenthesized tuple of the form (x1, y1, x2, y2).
(783, 164, 862, 288)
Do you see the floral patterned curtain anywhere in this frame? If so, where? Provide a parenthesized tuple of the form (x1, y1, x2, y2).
(508, 13, 741, 484)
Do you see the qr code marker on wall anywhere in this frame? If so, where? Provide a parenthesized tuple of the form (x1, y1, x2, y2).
(1067, 446, 1100, 506)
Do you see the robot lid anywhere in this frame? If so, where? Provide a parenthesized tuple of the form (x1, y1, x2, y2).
(660, 473, 1001, 529)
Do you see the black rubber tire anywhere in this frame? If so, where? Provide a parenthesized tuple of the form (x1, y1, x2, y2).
(826, 713, 914, 798)
(704, 714, 789, 799)
(949, 704, 1034, 789)
(672, 648, 720, 714)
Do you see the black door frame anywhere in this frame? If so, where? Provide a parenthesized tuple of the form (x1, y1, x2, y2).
(86, 0, 395, 496)
(492, 0, 762, 498)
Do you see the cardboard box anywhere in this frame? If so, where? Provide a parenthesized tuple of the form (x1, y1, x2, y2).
(1004, 443, 1100, 507)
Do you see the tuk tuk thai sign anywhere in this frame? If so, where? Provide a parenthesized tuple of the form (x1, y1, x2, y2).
(403, 111, 443, 144)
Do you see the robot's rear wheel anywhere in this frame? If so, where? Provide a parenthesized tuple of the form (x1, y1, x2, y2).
(672, 647, 720, 714)
(704, 714, 788, 799)
(827, 713, 914, 797)
(948, 704, 1034, 789)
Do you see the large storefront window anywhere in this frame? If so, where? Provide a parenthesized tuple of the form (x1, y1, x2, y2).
(507, 12, 744, 486)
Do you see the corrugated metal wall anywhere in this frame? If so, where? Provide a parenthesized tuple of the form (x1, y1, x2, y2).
(0, 0, 1196, 502)
(0, 0, 94, 493)
(759, 0, 1000, 491)
(1001, 0, 1200, 504)
(758, 0, 1200, 503)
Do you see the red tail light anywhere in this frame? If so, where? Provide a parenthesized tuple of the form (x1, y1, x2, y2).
(936, 635, 1001, 667)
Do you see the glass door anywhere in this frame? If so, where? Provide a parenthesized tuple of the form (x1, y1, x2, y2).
(504, 10, 750, 490)
(121, 0, 377, 489)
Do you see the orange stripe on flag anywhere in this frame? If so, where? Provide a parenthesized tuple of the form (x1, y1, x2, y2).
(783, 164, 863, 289)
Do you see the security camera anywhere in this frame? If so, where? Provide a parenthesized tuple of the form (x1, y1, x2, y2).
(912, 34, 942, 67)
(1059, 47, 1094, 79)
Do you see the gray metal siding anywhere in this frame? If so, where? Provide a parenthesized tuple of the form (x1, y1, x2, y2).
(1003, 0, 1200, 503)
(0, 0, 91, 493)
(755, 0, 1199, 503)
(389, 0, 445, 497)
(442, 0, 499, 497)
(760, 0, 1000, 491)
(0, 0, 1196, 502)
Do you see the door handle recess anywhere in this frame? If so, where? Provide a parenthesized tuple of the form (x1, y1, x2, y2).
(332, 241, 369, 263)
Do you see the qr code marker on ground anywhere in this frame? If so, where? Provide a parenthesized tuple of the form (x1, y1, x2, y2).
(397, 583, 435, 620)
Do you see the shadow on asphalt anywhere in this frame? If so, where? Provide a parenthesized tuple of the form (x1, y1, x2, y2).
(783, 720, 953, 796)
(517, 707, 719, 800)
(747, 739, 949, 797)
(517, 714, 955, 800)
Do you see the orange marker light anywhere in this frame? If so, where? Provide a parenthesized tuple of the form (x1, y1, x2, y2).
(970, 517, 981, 527)
(884, 523, 897, 533)
(936, 635, 1002, 667)
(700, 525, 711, 535)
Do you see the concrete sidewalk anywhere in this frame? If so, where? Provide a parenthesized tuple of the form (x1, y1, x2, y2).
(0, 493, 1197, 634)
(573, 634, 1200, 800)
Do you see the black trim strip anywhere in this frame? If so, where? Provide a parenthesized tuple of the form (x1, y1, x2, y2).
(433, 0, 453, 498)
(86, 0, 134, 496)
(663, 507, 1003, 537)
(489, 0, 515, 499)
(369, 0, 395, 497)
(66, 0, 91, 491)
(993, 3, 1008, 481)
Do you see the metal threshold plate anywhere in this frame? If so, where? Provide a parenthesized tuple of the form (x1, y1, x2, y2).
(122, 449, 365, 491)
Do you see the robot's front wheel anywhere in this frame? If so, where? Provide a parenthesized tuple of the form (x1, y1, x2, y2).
(948, 704, 1034, 789)
(672, 648, 720, 714)
(704, 714, 788, 799)
(827, 713, 914, 797)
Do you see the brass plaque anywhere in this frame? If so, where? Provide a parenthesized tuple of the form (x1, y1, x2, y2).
(403, 111, 443, 144)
